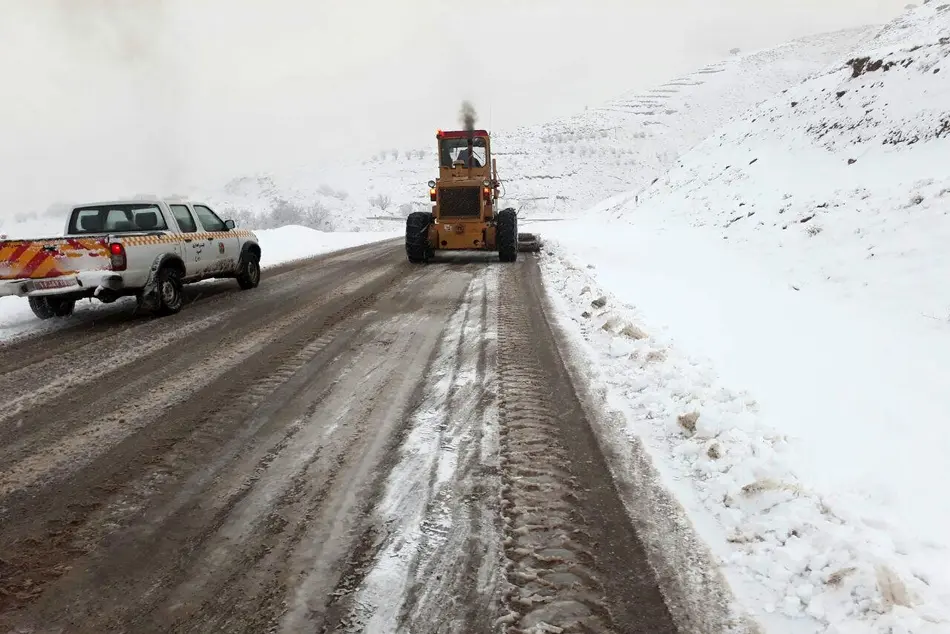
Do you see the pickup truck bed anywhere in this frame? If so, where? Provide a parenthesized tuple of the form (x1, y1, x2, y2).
(0, 237, 111, 286)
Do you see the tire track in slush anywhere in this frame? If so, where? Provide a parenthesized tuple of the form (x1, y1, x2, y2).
(494, 260, 678, 634)
(325, 267, 502, 634)
(398, 266, 503, 633)
(0, 263, 412, 624)
(0, 265, 398, 498)
(275, 275, 477, 634)
(144, 274, 454, 632)
(0, 245, 397, 430)
(496, 332, 616, 631)
(124, 306, 428, 633)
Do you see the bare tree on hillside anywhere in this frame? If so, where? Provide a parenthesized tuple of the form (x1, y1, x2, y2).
(369, 194, 392, 211)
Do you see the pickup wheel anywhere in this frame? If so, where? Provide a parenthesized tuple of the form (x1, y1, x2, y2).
(28, 296, 75, 320)
(153, 266, 184, 316)
(236, 251, 261, 290)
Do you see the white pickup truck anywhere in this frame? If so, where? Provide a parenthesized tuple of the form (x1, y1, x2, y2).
(0, 198, 262, 320)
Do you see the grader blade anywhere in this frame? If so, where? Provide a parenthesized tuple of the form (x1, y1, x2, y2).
(517, 232, 541, 253)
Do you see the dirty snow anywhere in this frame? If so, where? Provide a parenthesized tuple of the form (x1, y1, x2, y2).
(254, 225, 397, 268)
(347, 269, 500, 632)
(540, 3, 950, 633)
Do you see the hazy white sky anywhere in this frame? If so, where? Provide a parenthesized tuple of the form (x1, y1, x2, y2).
(1, 0, 908, 216)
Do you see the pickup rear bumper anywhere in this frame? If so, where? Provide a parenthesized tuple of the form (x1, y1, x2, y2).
(0, 271, 125, 299)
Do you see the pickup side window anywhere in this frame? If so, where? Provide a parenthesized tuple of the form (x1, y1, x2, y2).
(192, 205, 227, 232)
(69, 204, 168, 234)
(170, 205, 198, 233)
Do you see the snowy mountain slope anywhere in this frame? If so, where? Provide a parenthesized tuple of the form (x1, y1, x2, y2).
(187, 26, 878, 232)
(0, 25, 877, 240)
(540, 3, 950, 632)
(621, 2, 949, 319)
(495, 27, 880, 217)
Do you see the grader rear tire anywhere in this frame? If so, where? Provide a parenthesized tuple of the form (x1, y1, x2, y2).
(497, 208, 518, 263)
(405, 212, 431, 263)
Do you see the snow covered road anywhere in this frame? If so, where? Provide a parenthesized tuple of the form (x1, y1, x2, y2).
(0, 241, 679, 634)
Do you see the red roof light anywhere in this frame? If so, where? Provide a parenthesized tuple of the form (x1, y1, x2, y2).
(437, 129, 490, 139)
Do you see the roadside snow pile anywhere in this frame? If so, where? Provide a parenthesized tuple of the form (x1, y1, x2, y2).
(255, 225, 397, 268)
(199, 170, 421, 235)
(542, 3, 950, 633)
(543, 225, 950, 634)
(0, 214, 63, 241)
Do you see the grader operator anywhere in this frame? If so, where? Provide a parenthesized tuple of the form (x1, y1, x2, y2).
(404, 128, 521, 263)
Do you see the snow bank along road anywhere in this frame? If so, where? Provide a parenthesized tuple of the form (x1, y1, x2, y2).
(0, 239, 677, 634)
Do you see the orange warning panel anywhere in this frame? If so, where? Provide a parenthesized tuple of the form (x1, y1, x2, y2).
(0, 238, 110, 280)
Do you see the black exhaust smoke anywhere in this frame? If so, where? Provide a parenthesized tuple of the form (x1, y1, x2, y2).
(459, 101, 477, 132)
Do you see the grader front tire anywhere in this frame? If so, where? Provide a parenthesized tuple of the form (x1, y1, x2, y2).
(497, 208, 518, 263)
(405, 212, 431, 263)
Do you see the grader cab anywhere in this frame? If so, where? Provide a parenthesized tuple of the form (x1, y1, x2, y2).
(405, 128, 531, 263)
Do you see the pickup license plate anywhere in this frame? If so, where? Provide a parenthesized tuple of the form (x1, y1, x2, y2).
(34, 277, 75, 290)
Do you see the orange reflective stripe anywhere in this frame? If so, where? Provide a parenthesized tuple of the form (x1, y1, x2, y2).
(31, 254, 60, 278)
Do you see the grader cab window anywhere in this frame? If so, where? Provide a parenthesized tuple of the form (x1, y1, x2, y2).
(440, 137, 487, 168)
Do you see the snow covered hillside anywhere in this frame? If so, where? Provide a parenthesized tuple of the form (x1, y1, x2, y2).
(188, 26, 877, 233)
(0, 24, 875, 241)
(542, 3, 950, 632)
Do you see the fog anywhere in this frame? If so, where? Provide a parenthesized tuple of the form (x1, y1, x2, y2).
(1, 0, 908, 217)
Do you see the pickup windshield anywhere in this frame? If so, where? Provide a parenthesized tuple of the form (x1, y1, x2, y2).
(68, 203, 168, 234)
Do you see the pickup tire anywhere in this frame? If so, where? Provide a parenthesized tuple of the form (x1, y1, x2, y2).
(236, 251, 261, 290)
(28, 296, 75, 320)
(153, 266, 184, 316)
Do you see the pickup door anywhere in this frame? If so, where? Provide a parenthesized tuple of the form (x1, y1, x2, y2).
(191, 204, 241, 276)
(167, 203, 208, 280)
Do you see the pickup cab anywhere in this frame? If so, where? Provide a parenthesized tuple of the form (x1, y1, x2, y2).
(0, 198, 262, 320)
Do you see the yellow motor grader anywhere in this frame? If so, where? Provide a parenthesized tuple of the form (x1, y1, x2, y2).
(405, 128, 539, 263)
